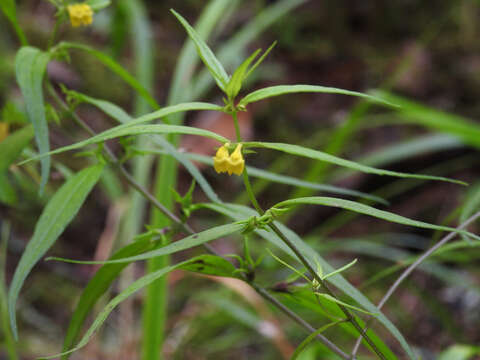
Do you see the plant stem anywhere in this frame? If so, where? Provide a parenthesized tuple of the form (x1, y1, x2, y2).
(231, 110, 386, 360)
(49, 87, 350, 358)
(350, 210, 480, 359)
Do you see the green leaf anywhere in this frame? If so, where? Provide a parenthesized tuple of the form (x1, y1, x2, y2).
(184, 151, 387, 204)
(171, 9, 230, 91)
(61, 235, 160, 359)
(323, 259, 357, 280)
(47, 222, 244, 265)
(290, 320, 345, 360)
(40, 256, 226, 359)
(21, 123, 228, 164)
(192, 0, 307, 99)
(373, 90, 480, 149)
(0, 172, 17, 205)
(85, 0, 110, 11)
(8, 163, 104, 339)
(437, 344, 480, 360)
(225, 49, 261, 99)
(179, 254, 238, 277)
(0, 0, 27, 45)
(238, 85, 395, 107)
(244, 41, 276, 81)
(57, 42, 160, 111)
(15, 47, 51, 193)
(266, 248, 310, 283)
(72, 93, 222, 203)
(274, 197, 480, 241)
(71, 92, 133, 124)
(315, 293, 376, 315)
(244, 141, 466, 185)
(0, 125, 34, 172)
(202, 202, 414, 359)
(41, 263, 179, 359)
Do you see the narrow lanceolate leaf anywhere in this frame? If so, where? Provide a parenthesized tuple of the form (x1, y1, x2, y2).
(0, 0, 27, 45)
(244, 141, 466, 185)
(8, 163, 104, 339)
(171, 9, 230, 91)
(15, 47, 51, 193)
(373, 90, 480, 149)
(41, 255, 236, 359)
(274, 197, 480, 241)
(0, 125, 34, 172)
(183, 151, 387, 204)
(48, 222, 244, 265)
(238, 85, 395, 107)
(40, 263, 179, 359)
(73, 94, 222, 203)
(62, 236, 160, 359)
(225, 49, 261, 99)
(21, 124, 228, 164)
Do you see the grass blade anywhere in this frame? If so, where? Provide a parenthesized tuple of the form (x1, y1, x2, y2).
(39, 256, 236, 359)
(61, 236, 160, 359)
(0, 0, 27, 45)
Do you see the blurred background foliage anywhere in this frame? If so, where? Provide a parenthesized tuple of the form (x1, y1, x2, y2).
(1, 1, 480, 359)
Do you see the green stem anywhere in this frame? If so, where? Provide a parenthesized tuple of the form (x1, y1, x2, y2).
(230, 109, 386, 360)
(51, 87, 349, 358)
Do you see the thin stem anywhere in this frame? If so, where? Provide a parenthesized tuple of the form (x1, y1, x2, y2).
(251, 284, 350, 360)
(47, 17, 62, 50)
(230, 109, 386, 360)
(49, 88, 347, 356)
(350, 210, 480, 359)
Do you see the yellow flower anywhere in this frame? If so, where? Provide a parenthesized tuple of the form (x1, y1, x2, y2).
(0, 122, 9, 142)
(213, 143, 230, 174)
(227, 144, 245, 176)
(67, 3, 93, 27)
(213, 143, 245, 176)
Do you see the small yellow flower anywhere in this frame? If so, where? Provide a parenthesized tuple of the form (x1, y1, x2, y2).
(67, 3, 93, 27)
(213, 143, 230, 174)
(0, 122, 9, 142)
(227, 144, 245, 176)
(213, 143, 245, 176)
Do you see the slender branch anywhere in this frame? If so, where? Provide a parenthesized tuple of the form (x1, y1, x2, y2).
(48, 87, 350, 358)
(350, 211, 480, 359)
(251, 284, 350, 360)
(231, 110, 386, 360)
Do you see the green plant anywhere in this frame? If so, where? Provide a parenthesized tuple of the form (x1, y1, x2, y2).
(2, 1, 479, 360)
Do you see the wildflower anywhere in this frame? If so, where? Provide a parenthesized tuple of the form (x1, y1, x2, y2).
(0, 122, 9, 142)
(228, 144, 245, 176)
(213, 143, 245, 176)
(213, 143, 230, 174)
(67, 3, 93, 27)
